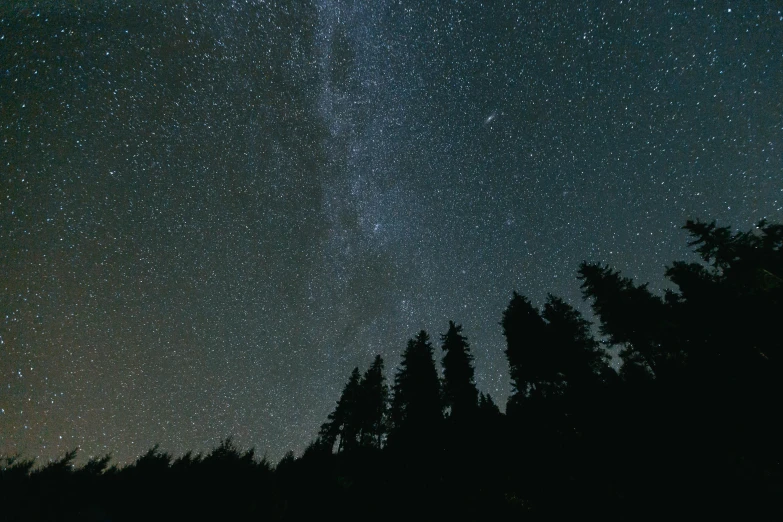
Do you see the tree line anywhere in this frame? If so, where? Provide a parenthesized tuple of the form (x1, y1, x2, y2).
(2, 218, 781, 521)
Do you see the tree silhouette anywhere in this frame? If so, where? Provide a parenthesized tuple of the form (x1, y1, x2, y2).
(665, 219, 783, 374)
(2, 216, 782, 521)
(1, 454, 36, 481)
(319, 367, 362, 453)
(681, 219, 783, 278)
(501, 292, 556, 412)
(356, 355, 389, 449)
(388, 330, 443, 452)
(76, 454, 113, 477)
(541, 295, 608, 391)
(577, 263, 679, 380)
(441, 321, 479, 420)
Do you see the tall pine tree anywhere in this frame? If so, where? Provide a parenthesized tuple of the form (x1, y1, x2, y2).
(388, 331, 443, 452)
(357, 355, 389, 449)
(441, 321, 479, 420)
(501, 292, 555, 411)
(578, 263, 676, 380)
(542, 294, 608, 392)
(319, 367, 362, 453)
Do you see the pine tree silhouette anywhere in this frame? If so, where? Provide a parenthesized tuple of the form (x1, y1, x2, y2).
(542, 295, 608, 392)
(319, 367, 362, 453)
(577, 263, 677, 380)
(501, 292, 556, 412)
(441, 321, 479, 420)
(665, 219, 783, 373)
(357, 355, 389, 449)
(388, 331, 443, 452)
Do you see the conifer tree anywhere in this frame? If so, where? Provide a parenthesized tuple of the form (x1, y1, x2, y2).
(665, 219, 783, 372)
(577, 264, 675, 379)
(542, 295, 608, 391)
(441, 321, 479, 419)
(501, 292, 555, 408)
(357, 355, 389, 448)
(319, 367, 362, 453)
(388, 331, 443, 450)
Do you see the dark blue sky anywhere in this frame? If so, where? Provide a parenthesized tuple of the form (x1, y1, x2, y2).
(2, 1, 781, 463)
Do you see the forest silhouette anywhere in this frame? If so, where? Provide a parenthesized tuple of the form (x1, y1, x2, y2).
(2, 218, 781, 521)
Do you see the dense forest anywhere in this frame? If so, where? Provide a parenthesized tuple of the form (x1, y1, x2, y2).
(2, 218, 781, 521)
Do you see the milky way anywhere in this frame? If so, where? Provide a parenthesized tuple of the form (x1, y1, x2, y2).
(2, 1, 781, 463)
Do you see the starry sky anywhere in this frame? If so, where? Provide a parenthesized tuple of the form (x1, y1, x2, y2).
(1, 1, 782, 464)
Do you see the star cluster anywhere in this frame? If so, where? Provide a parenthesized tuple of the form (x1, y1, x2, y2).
(1, 1, 781, 463)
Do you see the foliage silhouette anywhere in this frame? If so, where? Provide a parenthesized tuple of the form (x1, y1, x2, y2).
(501, 291, 551, 411)
(440, 321, 479, 420)
(319, 366, 363, 453)
(578, 262, 678, 379)
(388, 330, 444, 455)
(542, 294, 608, 388)
(2, 216, 781, 521)
(356, 355, 389, 448)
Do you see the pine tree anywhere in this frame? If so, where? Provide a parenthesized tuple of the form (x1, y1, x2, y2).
(319, 367, 362, 453)
(357, 355, 389, 448)
(542, 295, 608, 392)
(388, 331, 443, 451)
(577, 263, 676, 379)
(665, 219, 783, 372)
(440, 321, 479, 419)
(501, 292, 555, 408)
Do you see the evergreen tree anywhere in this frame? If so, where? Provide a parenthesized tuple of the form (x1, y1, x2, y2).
(477, 392, 501, 418)
(665, 219, 783, 373)
(681, 219, 783, 281)
(501, 292, 555, 408)
(388, 331, 443, 451)
(541, 295, 608, 391)
(357, 355, 389, 448)
(577, 263, 677, 379)
(319, 367, 362, 453)
(441, 321, 479, 419)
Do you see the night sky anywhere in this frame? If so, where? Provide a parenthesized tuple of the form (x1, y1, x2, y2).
(2, 1, 781, 464)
